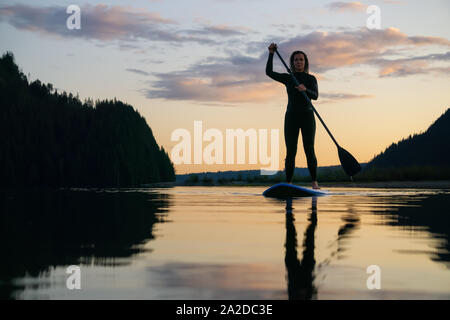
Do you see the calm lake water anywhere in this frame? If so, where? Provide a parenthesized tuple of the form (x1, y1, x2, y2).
(1, 186, 449, 300)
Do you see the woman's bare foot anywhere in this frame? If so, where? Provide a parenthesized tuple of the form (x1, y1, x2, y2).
(312, 181, 320, 189)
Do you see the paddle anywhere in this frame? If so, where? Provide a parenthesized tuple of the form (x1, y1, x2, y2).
(274, 48, 361, 178)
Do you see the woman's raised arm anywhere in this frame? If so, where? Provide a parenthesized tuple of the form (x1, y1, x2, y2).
(266, 43, 289, 84)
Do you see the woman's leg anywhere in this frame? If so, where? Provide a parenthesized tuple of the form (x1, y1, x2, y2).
(300, 112, 318, 184)
(284, 112, 300, 183)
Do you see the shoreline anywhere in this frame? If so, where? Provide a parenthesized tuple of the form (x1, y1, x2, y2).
(173, 180, 450, 189)
(3, 181, 449, 191)
(317, 180, 450, 189)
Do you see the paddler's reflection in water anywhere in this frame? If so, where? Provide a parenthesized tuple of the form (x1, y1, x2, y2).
(284, 197, 318, 300)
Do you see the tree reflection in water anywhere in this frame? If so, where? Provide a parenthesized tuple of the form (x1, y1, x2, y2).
(0, 188, 170, 299)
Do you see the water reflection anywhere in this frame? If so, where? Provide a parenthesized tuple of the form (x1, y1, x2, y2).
(376, 194, 450, 267)
(1, 186, 449, 300)
(282, 192, 450, 299)
(284, 197, 317, 300)
(0, 188, 170, 299)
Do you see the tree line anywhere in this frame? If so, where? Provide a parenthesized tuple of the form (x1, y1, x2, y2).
(367, 108, 449, 168)
(0, 52, 175, 187)
(360, 107, 450, 180)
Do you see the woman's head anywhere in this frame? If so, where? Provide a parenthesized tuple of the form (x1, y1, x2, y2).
(290, 51, 309, 73)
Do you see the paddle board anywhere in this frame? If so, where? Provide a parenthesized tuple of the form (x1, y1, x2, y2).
(263, 183, 328, 198)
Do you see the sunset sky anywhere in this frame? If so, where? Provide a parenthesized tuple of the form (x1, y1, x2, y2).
(1, 0, 449, 174)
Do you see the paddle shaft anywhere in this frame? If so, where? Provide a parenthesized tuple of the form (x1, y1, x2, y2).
(274, 49, 340, 148)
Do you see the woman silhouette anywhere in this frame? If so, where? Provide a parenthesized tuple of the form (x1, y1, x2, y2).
(266, 43, 320, 189)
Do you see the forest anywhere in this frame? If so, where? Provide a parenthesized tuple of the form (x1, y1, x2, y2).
(360, 107, 450, 181)
(0, 52, 175, 187)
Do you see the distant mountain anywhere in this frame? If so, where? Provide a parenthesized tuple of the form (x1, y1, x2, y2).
(175, 165, 358, 184)
(0, 52, 175, 187)
(177, 168, 310, 184)
(367, 108, 450, 168)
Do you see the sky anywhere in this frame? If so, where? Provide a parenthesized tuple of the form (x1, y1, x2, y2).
(1, 0, 449, 174)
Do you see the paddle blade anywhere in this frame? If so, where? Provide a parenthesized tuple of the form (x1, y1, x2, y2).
(338, 146, 361, 177)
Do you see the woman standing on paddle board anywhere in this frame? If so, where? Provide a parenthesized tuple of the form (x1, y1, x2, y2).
(266, 43, 320, 189)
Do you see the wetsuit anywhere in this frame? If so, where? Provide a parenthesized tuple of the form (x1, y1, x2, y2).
(265, 52, 319, 182)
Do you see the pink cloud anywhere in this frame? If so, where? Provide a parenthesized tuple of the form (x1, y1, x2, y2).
(146, 27, 449, 104)
(0, 4, 246, 44)
(325, 2, 367, 12)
